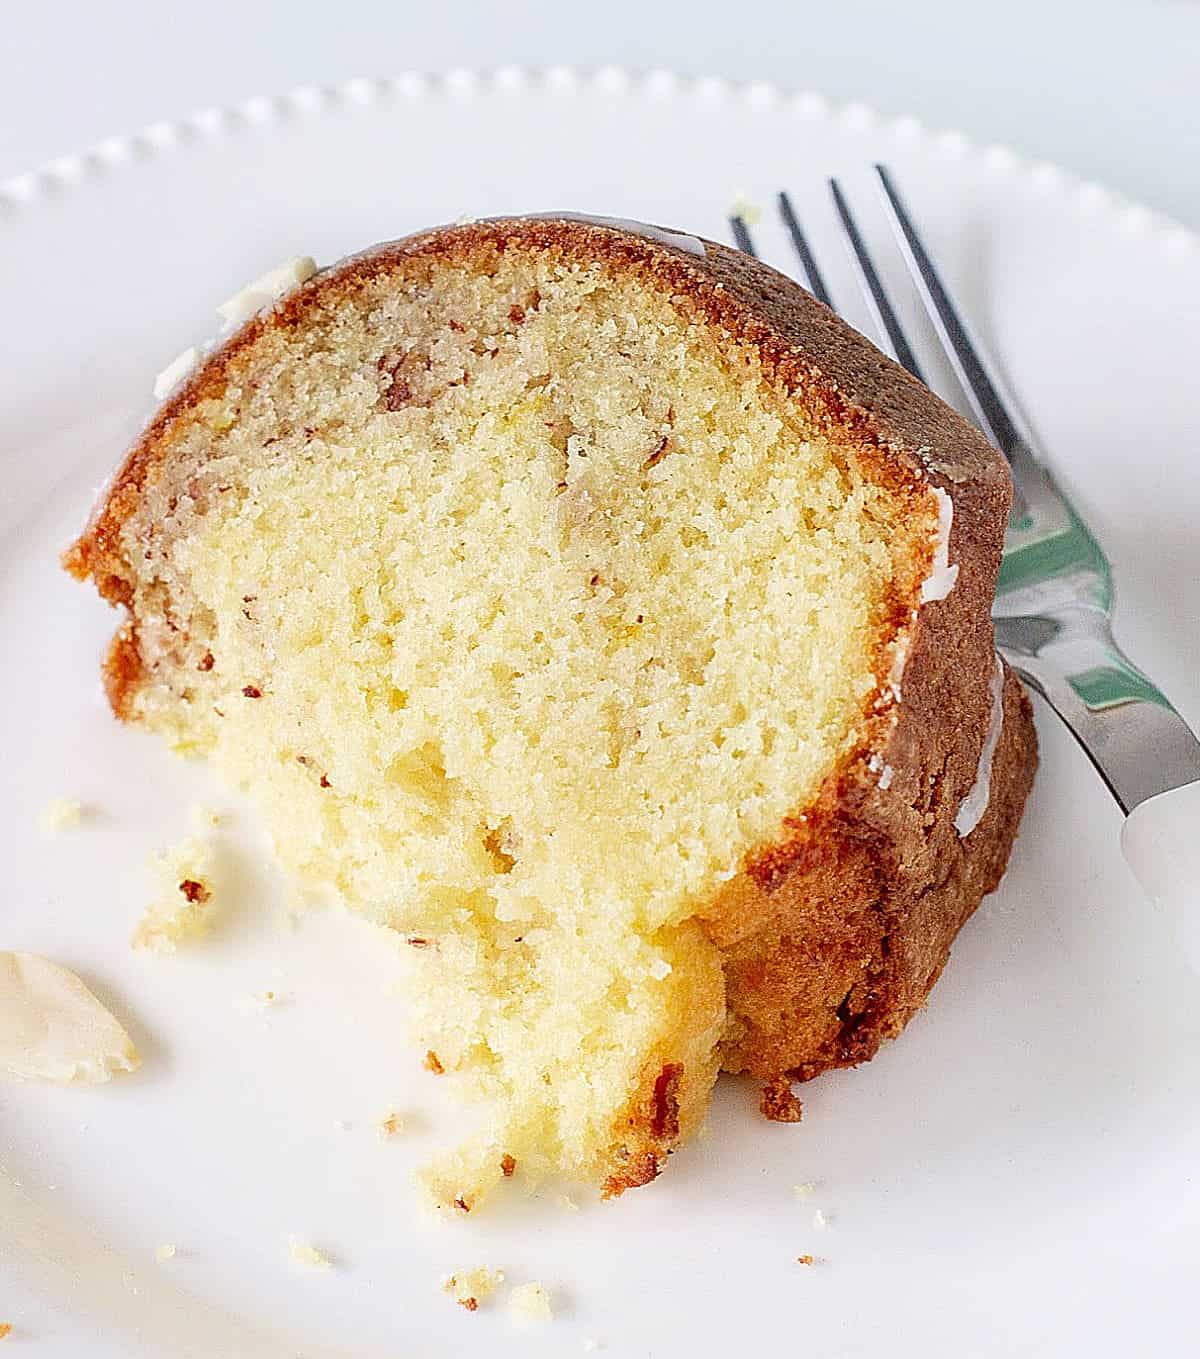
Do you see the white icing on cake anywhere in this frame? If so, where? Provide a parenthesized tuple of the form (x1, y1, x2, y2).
(955, 657, 1005, 837)
(920, 487, 960, 604)
(216, 255, 318, 328)
(525, 212, 706, 256)
(144, 259, 320, 409)
(153, 346, 200, 400)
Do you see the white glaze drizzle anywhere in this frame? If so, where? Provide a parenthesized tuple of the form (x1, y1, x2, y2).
(524, 212, 706, 256)
(955, 656, 1005, 837)
(920, 487, 960, 603)
(146, 257, 319, 407)
(153, 346, 200, 400)
(216, 255, 317, 329)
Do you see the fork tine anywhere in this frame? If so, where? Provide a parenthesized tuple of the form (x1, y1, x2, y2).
(874, 164, 1024, 458)
(776, 192, 833, 307)
(729, 214, 758, 256)
(827, 178, 925, 382)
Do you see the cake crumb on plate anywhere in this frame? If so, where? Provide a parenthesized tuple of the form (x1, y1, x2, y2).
(154, 1243, 177, 1262)
(287, 1235, 332, 1270)
(378, 1111, 405, 1138)
(38, 797, 83, 834)
(508, 1281, 553, 1321)
(188, 803, 222, 831)
(730, 190, 762, 225)
(132, 836, 215, 952)
(442, 1266, 504, 1310)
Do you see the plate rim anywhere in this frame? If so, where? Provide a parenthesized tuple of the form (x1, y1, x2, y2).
(1, 63, 1197, 265)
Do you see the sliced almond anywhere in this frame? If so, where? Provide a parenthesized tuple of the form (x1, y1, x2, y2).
(0, 952, 140, 1083)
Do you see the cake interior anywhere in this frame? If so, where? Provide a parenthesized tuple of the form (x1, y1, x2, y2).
(102, 239, 932, 1202)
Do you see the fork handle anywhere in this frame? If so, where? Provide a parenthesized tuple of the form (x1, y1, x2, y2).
(1122, 781, 1200, 971)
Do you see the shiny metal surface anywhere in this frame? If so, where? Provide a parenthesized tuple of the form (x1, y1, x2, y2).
(732, 171, 1200, 815)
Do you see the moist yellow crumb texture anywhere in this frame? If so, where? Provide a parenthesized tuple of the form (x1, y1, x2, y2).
(112, 244, 924, 1205)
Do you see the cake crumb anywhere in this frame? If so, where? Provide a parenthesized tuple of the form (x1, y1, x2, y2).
(424, 1049, 445, 1074)
(0, 1323, 11, 1340)
(189, 803, 222, 832)
(442, 1266, 504, 1310)
(287, 1236, 332, 1270)
(731, 190, 762, 226)
(378, 1111, 405, 1138)
(812, 1208, 830, 1230)
(132, 836, 215, 952)
(155, 1243, 177, 1262)
(38, 797, 83, 834)
(792, 1181, 817, 1201)
(508, 1281, 553, 1322)
(797, 1253, 815, 1266)
(500, 1153, 516, 1177)
(760, 1076, 802, 1122)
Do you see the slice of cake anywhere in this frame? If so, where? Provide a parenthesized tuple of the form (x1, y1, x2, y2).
(65, 216, 1036, 1206)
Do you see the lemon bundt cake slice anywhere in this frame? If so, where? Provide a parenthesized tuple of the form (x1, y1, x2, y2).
(66, 217, 1036, 1206)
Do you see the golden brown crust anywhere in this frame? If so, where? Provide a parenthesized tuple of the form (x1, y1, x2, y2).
(65, 215, 1036, 1171)
(759, 1076, 803, 1123)
(601, 1148, 662, 1200)
(99, 623, 145, 720)
(712, 667, 1036, 1082)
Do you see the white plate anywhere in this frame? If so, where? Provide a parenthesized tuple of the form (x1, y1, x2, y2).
(3, 68, 1199, 1359)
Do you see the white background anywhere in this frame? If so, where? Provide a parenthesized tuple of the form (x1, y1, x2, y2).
(5, 6, 1200, 1356)
(3, 0, 1199, 229)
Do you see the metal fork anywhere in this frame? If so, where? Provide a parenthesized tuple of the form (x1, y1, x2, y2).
(731, 169, 1200, 947)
